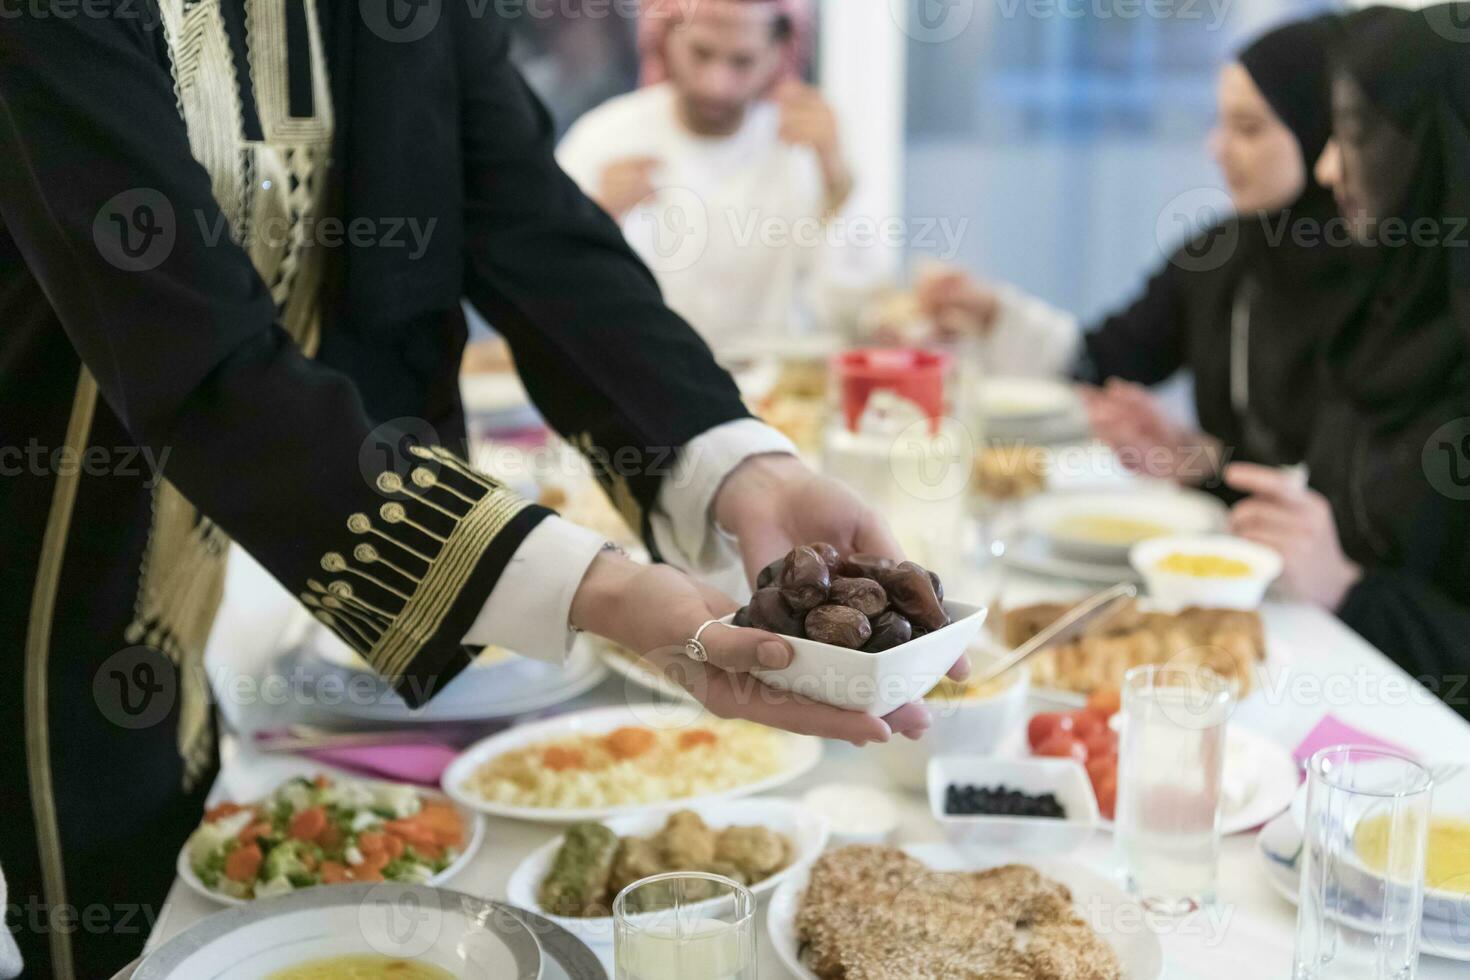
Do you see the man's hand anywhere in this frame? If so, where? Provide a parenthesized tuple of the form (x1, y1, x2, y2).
(570, 550, 910, 745)
(774, 80, 852, 213)
(913, 265, 1000, 340)
(712, 453, 970, 706)
(595, 156, 661, 221)
(1226, 463, 1362, 610)
(1081, 379, 1223, 486)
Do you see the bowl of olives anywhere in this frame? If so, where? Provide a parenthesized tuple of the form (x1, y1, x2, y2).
(724, 544, 988, 715)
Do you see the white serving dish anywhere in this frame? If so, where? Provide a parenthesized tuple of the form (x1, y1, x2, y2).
(928, 755, 1099, 854)
(1020, 488, 1227, 564)
(506, 797, 829, 946)
(801, 784, 900, 845)
(766, 843, 1164, 979)
(135, 883, 542, 979)
(980, 375, 1077, 421)
(176, 780, 486, 907)
(441, 703, 823, 824)
(874, 665, 1030, 790)
(1130, 534, 1283, 611)
(731, 600, 988, 715)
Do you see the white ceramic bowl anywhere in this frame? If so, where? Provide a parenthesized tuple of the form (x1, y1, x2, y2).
(505, 798, 829, 946)
(1021, 489, 1226, 564)
(874, 665, 1030, 790)
(1130, 534, 1283, 611)
(733, 600, 988, 715)
(928, 755, 1099, 854)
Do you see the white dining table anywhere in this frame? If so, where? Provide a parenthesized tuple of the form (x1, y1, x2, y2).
(138, 581, 1470, 980)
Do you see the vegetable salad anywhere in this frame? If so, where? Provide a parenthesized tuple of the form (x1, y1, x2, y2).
(186, 775, 466, 900)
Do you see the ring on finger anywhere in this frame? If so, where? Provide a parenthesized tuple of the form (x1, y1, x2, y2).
(683, 619, 724, 663)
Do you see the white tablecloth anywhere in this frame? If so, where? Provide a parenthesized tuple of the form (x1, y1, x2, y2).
(143, 591, 1470, 979)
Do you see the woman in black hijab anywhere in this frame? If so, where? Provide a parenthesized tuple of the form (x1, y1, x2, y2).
(920, 14, 1363, 485)
(1227, 2, 1470, 707)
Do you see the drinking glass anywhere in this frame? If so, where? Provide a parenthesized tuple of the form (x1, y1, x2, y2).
(1293, 746, 1433, 980)
(613, 872, 756, 980)
(1114, 664, 1234, 914)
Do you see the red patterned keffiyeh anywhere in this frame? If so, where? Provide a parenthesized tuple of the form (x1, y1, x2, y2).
(637, 0, 814, 88)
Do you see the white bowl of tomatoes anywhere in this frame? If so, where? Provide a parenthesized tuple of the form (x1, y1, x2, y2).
(1025, 687, 1122, 821)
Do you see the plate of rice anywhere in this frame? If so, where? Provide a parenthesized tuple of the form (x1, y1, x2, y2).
(442, 704, 823, 823)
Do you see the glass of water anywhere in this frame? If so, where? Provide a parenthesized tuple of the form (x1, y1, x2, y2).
(1114, 663, 1234, 914)
(613, 872, 756, 980)
(1293, 746, 1432, 980)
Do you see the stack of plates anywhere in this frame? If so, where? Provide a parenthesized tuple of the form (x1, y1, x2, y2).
(981, 376, 1090, 444)
(298, 627, 607, 724)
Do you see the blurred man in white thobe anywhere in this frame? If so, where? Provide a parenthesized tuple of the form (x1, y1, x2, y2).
(557, 0, 885, 359)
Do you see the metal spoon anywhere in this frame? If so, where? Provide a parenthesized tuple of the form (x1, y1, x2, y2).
(967, 582, 1138, 686)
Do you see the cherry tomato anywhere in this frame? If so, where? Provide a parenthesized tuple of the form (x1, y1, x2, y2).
(1069, 710, 1106, 741)
(1034, 731, 1088, 764)
(1082, 728, 1118, 761)
(1085, 752, 1117, 787)
(1026, 712, 1074, 750)
(1086, 686, 1122, 718)
(1093, 770, 1118, 821)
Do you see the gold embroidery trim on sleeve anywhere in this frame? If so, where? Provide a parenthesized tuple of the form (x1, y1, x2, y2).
(301, 446, 531, 684)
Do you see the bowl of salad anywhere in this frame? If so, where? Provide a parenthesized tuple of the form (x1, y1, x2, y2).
(178, 773, 484, 905)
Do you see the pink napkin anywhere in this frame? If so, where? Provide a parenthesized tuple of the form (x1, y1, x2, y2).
(300, 742, 459, 787)
(1292, 714, 1415, 769)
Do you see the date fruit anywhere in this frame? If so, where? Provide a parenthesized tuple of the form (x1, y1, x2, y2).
(747, 587, 804, 636)
(829, 576, 888, 617)
(756, 555, 788, 590)
(779, 545, 831, 612)
(880, 561, 949, 632)
(803, 604, 871, 649)
(864, 610, 913, 652)
(838, 552, 896, 580)
(809, 541, 841, 568)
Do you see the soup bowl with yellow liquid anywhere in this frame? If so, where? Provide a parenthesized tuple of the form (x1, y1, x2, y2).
(1291, 769, 1470, 926)
(1021, 489, 1227, 564)
(133, 883, 542, 980)
(1130, 535, 1282, 611)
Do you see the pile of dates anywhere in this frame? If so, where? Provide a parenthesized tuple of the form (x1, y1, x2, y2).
(731, 543, 949, 652)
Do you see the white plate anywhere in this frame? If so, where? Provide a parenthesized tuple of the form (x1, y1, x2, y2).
(591, 637, 697, 705)
(134, 883, 542, 979)
(176, 779, 486, 907)
(506, 798, 830, 946)
(1004, 530, 1144, 585)
(981, 376, 1077, 421)
(303, 634, 609, 724)
(1256, 812, 1470, 960)
(441, 704, 824, 824)
(766, 843, 1164, 979)
(1020, 489, 1227, 564)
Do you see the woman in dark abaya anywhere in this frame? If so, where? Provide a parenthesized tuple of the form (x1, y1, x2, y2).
(918, 14, 1365, 486)
(1226, 2, 1470, 709)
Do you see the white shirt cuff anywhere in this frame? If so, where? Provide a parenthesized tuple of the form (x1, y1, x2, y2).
(985, 281, 1082, 377)
(650, 419, 798, 593)
(460, 516, 608, 666)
